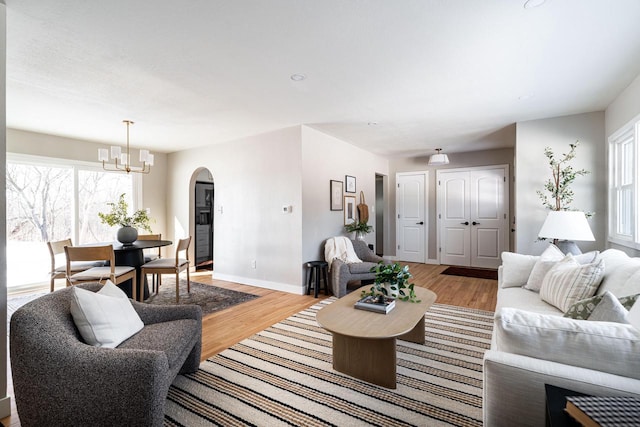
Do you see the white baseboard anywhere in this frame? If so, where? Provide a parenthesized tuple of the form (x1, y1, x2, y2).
(0, 395, 11, 418)
(213, 273, 304, 295)
(383, 256, 440, 265)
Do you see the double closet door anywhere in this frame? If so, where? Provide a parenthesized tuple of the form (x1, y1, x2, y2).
(437, 165, 508, 269)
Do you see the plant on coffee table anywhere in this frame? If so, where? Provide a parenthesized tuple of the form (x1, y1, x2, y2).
(361, 261, 420, 303)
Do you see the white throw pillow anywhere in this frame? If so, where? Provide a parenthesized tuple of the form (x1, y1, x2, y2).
(539, 255, 605, 312)
(500, 252, 539, 288)
(629, 300, 640, 330)
(495, 307, 640, 379)
(70, 280, 144, 348)
(588, 291, 629, 323)
(523, 244, 565, 292)
(573, 250, 600, 265)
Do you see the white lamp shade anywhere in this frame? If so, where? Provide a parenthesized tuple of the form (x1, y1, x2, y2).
(538, 211, 595, 241)
(98, 148, 109, 161)
(139, 149, 149, 162)
(428, 153, 450, 165)
(110, 146, 121, 159)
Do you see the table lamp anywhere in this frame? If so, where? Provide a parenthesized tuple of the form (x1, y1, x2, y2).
(538, 211, 595, 255)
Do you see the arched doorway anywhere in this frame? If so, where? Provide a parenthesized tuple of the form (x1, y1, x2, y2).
(191, 168, 214, 271)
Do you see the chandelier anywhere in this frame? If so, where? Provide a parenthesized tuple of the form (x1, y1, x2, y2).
(98, 120, 154, 174)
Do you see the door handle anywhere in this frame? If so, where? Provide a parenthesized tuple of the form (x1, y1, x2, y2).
(472, 221, 480, 225)
(460, 221, 469, 225)
(416, 221, 424, 225)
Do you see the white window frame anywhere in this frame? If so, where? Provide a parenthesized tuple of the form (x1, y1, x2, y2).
(608, 113, 640, 249)
(7, 152, 143, 243)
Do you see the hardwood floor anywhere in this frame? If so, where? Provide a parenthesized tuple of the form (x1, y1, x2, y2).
(1, 263, 497, 427)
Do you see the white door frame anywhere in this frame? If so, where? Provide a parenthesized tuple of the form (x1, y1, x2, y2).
(436, 164, 509, 266)
(395, 171, 428, 263)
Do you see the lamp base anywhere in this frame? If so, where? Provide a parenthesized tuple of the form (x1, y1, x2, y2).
(554, 240, 582, 255)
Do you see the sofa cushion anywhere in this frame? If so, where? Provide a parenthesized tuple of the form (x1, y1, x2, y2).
(118, 319, 200, 370)
(598, 249, 640, 296)
(500, 252, 539, 288)
(495, 307, 640, 379)
(564, 292, 640, 320)
(539, 255, 604, 312)
(495, 287, 563, 316)
(69, 280, 144, 348)
(524, 244, 565, 292)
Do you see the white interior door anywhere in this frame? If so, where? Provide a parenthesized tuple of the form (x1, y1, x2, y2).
(396, 173, 426, 262)
(438, 166, 508, 269)
(439, 171, 471, 266)
(470, 168, 506, 268)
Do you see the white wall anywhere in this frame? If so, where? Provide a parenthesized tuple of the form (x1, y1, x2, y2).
(605, 73, 640, 256)
(605, 74, 640, 136)
(6, 128, 169, 248)
(389, 147, 515, 260)
(167, 126, 304, 293)
(301, 126, 389, 262)
(515, 111, 606, 255)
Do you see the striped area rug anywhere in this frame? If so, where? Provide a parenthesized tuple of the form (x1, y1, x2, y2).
(165, 299, 494, 427)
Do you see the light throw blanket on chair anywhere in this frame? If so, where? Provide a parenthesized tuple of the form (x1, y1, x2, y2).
(324, 237, 362, 271)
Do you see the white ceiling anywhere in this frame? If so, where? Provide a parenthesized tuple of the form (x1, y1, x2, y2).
(6, 0, 640, 157)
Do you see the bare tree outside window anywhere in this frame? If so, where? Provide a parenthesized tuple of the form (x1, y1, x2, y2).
(6, 159, 134, 288)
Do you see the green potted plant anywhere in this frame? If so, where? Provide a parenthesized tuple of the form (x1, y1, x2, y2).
(345, 221, 373, 241)
(536, 141, 590, 212)
(98, 193, 153, 244)
(361, 261, 421, 302)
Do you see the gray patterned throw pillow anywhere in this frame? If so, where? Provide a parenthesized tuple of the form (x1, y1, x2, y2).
(564, 292, 640, 320)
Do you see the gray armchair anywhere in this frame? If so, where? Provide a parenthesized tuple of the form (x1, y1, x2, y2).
(328, 239, 385, 297)
(10, 283, 202, 427)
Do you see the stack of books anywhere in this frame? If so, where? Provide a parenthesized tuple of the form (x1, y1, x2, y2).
(565, 395, 640, 427)
(354, 295, 396, 314)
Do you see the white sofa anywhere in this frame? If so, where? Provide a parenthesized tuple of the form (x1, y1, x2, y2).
(483, 248, 640, 426)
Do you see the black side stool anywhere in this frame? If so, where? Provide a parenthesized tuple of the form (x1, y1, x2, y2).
(305, 261, 329, 298)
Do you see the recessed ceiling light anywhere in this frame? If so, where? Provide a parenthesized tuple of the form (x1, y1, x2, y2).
(518, 94, 534, 101)
(290, 74, 306, 82)
(524, 0, 546, 9)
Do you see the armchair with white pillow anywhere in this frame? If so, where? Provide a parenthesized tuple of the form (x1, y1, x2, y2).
(484, 245, 640, 427)
(324, 237, 384, 297)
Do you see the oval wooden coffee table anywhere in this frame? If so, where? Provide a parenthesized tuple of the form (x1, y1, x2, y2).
(316, 285, 437, 389)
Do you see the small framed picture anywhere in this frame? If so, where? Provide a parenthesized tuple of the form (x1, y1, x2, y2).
(330, 180, 343, 211)
(345, 175, 356, 193)
(344, 195, 356, 224)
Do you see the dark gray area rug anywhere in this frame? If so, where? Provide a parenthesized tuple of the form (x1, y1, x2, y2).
(146, 279, 259, 316)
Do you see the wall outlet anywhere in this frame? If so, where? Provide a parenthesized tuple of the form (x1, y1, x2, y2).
(251, 260, 256, 269)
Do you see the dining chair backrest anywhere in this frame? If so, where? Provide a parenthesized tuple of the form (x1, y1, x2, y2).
(65, 245, 115, 273)
(48, 238, 73, 271)
(137, 233, 162, 257)
(175, 237, 191, 263)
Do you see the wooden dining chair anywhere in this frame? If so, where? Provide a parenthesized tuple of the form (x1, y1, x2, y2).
(64, 245, 138, 300)
(47, 239, 102, 292)
(141, 237, 191, 303)
(137, 233, 162, 291)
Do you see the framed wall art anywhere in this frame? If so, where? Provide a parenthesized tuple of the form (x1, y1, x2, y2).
(330, 180, 343, 211)
(344, 195, 356, 224)
(345, 175, 356, 193)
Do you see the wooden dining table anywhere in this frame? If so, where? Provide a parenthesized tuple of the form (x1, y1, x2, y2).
(112, 239, 172, 300)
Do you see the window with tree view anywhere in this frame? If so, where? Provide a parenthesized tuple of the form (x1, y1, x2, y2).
(6, 155, 135, 288)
